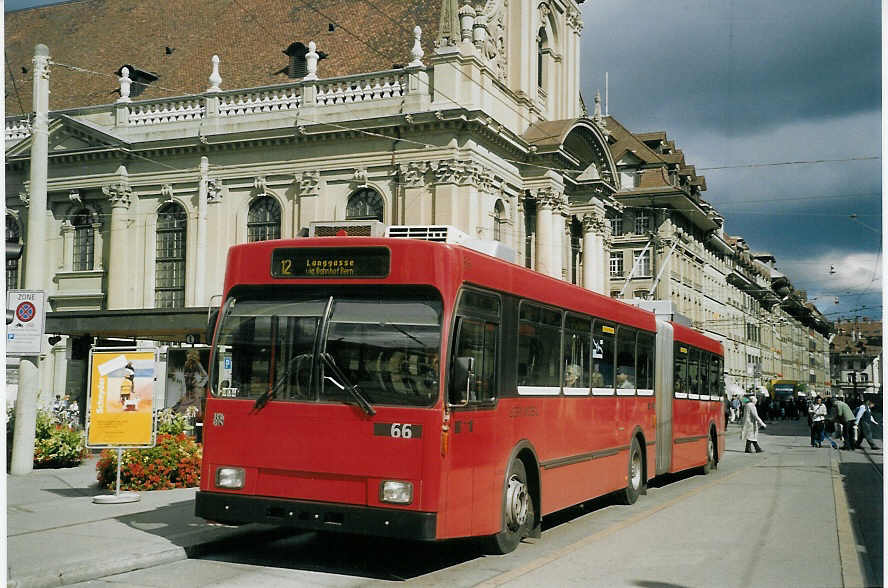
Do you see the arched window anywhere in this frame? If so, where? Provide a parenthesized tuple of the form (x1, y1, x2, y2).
(493, 199, 506, 241)
(155, 202, 186, 309)
(248, 196, 281, 242)
(537, 28, 547, 90)
(71, 208, 95, 271)
(346, 188, 384, 222)
(6, 214, 20, 288)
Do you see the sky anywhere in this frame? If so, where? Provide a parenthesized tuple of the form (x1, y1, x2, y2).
(4, 0, 884, 322)
(579, 0, 883, 322)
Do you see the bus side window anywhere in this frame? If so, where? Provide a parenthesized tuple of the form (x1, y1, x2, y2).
(710, 355, 723, 399)
(592, 321, 615, 390)
(688, 347, 700, 396)
(674, 346, 688, 396)
(616, 327, 636, 393)
(452, 317, 497, 403)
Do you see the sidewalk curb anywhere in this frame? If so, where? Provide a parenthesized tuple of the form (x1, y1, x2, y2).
(831, 450, 872, 588)
(6, 525, 291, 588)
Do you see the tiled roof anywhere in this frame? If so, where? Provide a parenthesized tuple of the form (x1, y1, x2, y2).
(5, 0, 441, 114)
(604, 116, 665, 165)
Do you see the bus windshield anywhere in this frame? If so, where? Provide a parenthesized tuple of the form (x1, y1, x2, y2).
(211, 289, 443, 407)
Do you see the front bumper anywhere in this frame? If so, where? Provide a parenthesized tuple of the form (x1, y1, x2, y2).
(195, 491, 437, 540)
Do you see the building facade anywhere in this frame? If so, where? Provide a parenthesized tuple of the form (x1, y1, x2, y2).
(830, 319, 882, 401)
(6, 0, 623, 410)
(602, 122, 832, 397)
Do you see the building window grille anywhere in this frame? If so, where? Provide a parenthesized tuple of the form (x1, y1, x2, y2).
(635, 210, 651, 234)
(248, 196, 282, 242)
(633, 249, 651, 277)
(72, 209, 95, 271)
(346, 188, 384, 222)
(536, 28, 546, 89)
(6, 214, 20, 288)
(609, 252, 623, 277)
(493, 199, 506, 242)
(155, 202, 186, 309)
(610, 217, 623, 237)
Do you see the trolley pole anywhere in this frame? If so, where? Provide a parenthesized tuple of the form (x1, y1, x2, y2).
(11, 44, 51, 475)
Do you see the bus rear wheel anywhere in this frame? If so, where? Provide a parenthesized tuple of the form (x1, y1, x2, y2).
(619, 438, 643, 505)
(702, 432, 716, 474)
(484, 458, 534, 554)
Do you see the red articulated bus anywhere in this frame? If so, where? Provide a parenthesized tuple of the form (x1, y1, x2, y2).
(196, 236, 725, 553)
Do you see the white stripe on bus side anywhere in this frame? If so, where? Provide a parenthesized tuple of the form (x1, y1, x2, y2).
(517, 385, 561, 396)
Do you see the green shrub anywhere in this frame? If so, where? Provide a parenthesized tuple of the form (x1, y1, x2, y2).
(33, 409, 88, 469)
(154, 407, 198, 436)
(96, 432, 202, 491)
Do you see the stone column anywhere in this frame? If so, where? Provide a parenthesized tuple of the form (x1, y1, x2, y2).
(534, 188, 555, 278)
(399, 162, 431, 224)
(61, 221, 74, 271)
(92, 220, 104, 270)
(103, 166, 133, 310)
(195, 157, 210, 306)
(582, 214, 607, 294)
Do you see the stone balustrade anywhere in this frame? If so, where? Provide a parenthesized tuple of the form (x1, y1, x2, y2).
(315, 71, 407, 106)
(218, 85, 302, 117)
(129, 98, 206, 126)
(5, 67, 420, 139)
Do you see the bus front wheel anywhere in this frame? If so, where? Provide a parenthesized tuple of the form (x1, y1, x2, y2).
(619, 438, 643, 505)
(484, 458, 534, 554)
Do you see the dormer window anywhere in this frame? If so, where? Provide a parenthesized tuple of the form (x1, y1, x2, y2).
(116, 65, 157, 98)
(281, 42, 327, 79)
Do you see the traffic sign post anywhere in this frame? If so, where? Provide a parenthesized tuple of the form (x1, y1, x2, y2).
(6, 290, 47, 356)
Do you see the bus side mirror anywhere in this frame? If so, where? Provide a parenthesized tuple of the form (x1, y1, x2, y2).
(206, 307, 220, 345)
(450, 356, 474, 406)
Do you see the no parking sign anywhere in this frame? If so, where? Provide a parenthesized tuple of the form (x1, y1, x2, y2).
(6, 290, 46, 356)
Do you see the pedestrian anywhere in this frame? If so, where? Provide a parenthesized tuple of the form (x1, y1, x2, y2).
(832, 398, 856, 451)
(723, 395, 731, 428)
(740, 395, 767, 453)
(853, 400, 881, 450)
(731, 395, 741, 423)
(809, 396, 831, 448)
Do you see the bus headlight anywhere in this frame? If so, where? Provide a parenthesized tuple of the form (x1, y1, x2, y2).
(215, 467, 245, 489)
(380, 480, 413, 504)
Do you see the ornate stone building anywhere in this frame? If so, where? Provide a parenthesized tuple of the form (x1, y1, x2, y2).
(5, 0, 622, 408)
(602, 121, 832, 397)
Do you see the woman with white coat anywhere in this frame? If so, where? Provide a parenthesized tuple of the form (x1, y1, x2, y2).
(741, 396, 767, 453)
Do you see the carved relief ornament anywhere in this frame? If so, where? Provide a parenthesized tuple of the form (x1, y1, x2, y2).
(102, 180, 132, 209)
(398, 161, 430, 188)
(295, 170, 320, 196)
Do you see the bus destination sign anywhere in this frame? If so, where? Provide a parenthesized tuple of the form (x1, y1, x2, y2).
(271, 247, 390, 278)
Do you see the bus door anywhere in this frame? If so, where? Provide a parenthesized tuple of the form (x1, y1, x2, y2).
(444, 289, 501, 538)
(654, 320, 674, 475)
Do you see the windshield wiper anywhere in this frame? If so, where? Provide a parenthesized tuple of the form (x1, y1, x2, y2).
(322, 352, 376, 416)
(254, 353, 311, 410)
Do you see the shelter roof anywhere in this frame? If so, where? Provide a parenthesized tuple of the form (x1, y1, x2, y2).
(5, 0, 441, 114)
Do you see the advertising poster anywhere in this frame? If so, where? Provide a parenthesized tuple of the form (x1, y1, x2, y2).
(165, 348, 210, 417)
(86, 350, 157, 448)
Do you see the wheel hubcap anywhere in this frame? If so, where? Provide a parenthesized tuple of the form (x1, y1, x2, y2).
(505, 474, 528, 530)
(630, 452, 642, 488)
(708, 437, 715, 463)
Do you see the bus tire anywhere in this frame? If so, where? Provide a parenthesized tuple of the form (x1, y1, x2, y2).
(619, 437, 643, 505)
(702, 431, 716, 475)
(484, 458, 534, 554)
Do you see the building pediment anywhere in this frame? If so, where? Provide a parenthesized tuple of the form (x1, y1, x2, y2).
(6, 115, 129, 159)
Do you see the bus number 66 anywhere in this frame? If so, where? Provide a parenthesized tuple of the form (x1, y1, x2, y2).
(391, 423, 413, 438)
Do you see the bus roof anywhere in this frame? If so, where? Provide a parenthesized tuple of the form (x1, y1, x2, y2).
(224, 237, 664, 333)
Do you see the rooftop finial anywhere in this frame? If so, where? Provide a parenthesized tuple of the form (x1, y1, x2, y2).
(207, 55, 222, 92)
(304, 41, 319, 80)
(117, 67, 132, 103)
(409, 26, 424, 67)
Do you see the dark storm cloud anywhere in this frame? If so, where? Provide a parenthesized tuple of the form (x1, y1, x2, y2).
(579, 0, 882, 319)
(581, 0, 881, 136)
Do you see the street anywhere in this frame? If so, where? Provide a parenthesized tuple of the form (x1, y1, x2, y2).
(53, 418, 881, 588)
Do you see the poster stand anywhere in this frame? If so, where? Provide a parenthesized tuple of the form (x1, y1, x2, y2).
(86, 347, 157, 505)
(93, 447, 140, 504)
